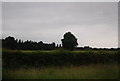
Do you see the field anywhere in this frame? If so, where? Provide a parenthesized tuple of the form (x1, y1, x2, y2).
(3, 64, 118, 79)
(2, 49, 119, 79)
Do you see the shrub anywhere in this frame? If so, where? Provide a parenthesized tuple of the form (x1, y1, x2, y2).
(2, 50, 118, 69)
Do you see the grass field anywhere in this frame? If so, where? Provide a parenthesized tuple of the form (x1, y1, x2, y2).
(3, 49, 118, 54)
(3, 64, 118, 79)
(2, 49, 118, 79)
(0, 59, 2, 79)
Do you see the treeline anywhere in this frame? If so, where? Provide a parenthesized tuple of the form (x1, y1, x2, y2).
(1, 36, 119, 50)
(2, 50, 118, 69)
(75, 46, 119, 51)
(2, 36, 61, 50)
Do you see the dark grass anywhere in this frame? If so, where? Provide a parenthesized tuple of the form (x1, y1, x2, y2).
(3, 64, 118, 79)
(2, 49, 119, 79)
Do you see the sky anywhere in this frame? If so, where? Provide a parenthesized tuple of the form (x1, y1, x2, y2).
(2, 2, 118, 48)
(0, 2, 1, 39)
(1, 0, 120, 2)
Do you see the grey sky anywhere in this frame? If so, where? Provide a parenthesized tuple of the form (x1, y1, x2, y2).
(0, 4, 1, 40)
(2, 2, 118, 48)
(2, 0, 119, 2)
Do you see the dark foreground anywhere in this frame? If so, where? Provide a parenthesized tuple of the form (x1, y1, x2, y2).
(2, 49, 119, 79)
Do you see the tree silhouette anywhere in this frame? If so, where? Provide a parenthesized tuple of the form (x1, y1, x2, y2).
(2, 36, 56, 50)
(61, 32, 78, 50)
(3, 36, 17, 49)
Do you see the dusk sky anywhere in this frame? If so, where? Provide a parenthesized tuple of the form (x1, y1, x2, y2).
(2, 2, 118, 48)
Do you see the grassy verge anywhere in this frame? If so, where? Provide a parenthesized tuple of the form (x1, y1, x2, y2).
(3, 64, 118, 79)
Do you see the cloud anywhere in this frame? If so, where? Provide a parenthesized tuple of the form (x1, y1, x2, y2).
(2, 2, 118, 48)
(0, 2, 2, 39)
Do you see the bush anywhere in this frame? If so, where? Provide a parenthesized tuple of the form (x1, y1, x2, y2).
(2, 50, 118, 69)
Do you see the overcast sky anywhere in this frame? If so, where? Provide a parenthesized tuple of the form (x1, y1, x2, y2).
(2, 2, 118, 48)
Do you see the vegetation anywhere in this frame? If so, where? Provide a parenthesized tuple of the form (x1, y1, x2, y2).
(2, 35, 118, 51)
(3, 64, 118, 79)
(2, 48, 119, 79)
(61, 32, 78, 50)
(3, 49, 118, 69)
(2, 36, 56, 50)
(2, 33, 119, 79)
(2, 32, 78, 50)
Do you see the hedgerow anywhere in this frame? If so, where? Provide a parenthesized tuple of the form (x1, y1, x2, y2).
(2, 50, 118, 69)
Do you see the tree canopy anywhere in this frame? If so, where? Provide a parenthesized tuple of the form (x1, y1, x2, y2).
(2, 36, 56, 50)
(61, 32, 78, 50)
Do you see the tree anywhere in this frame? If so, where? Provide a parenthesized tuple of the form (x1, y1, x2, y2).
(3, 36, 17, 49)
(38, 41, 44, 50)
(61, 32, 78, 50)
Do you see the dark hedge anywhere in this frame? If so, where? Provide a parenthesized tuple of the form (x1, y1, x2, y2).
(2, 50, 118, 69)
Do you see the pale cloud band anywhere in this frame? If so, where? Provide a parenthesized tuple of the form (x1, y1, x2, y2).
(1, 0, 120, 2)
(2, 2, 118, 48)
